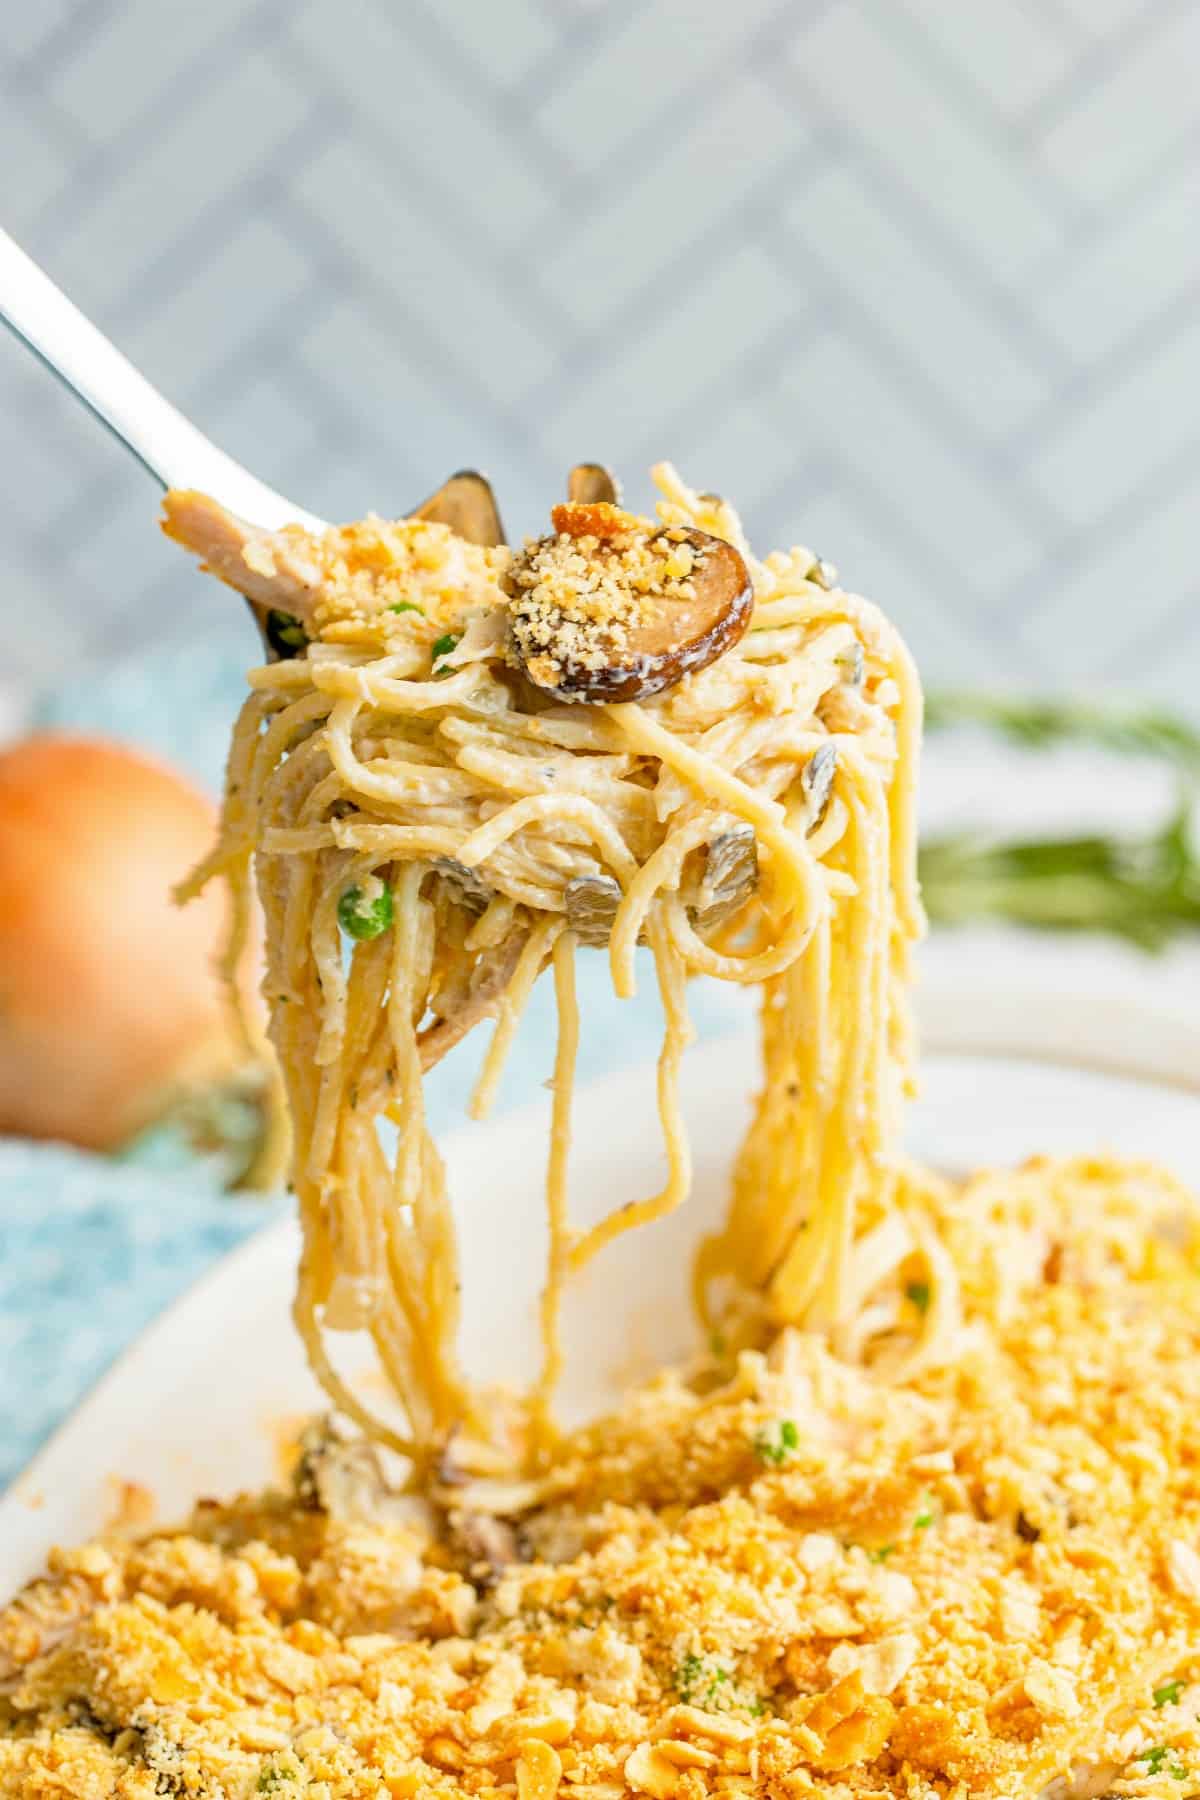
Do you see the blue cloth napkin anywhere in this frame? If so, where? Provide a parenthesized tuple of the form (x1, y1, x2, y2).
(0, 1141, 275, 1487)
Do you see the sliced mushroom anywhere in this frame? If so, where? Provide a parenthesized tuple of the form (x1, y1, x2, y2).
(293, 1418, 431, 1529)
(691, 825, 759, 930)
(836, 638, 865, 688)
(566, 832, 761, 947)
(565, 873, 623, 946)
(449, 1509, 524, 1578)
(431, 856, 493, 915)
(417, 927, 532, 1071)
(507, 501, 753, 705)
(802, 743, 838, 833)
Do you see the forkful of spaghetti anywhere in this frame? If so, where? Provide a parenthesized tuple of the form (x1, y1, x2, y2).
(164, 463, 921, 1469)
(163, 474, 764, 1055)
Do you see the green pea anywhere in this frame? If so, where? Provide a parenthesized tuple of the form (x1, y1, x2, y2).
(338, 881, 394, 941)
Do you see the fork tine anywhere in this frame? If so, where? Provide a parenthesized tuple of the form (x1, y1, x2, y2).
(412, 470, 506, 547)
(567, 463, 620, 506)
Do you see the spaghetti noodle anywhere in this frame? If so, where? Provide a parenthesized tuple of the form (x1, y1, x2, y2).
(169, 466, 924, 1470)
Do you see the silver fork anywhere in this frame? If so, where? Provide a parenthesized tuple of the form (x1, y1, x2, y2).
(0, 226, 331, 653)
(0, 227, 329, 539)
(0, 227, 608, 653)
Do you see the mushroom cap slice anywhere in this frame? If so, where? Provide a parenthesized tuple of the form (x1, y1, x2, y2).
(564, 873, 623, 946)
(691, 826, 759, 929)
(507, 502, 754, 705)
(802, 743, 839, 833)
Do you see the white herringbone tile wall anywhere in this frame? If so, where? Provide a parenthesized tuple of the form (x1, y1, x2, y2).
(2, 0, 1198, 703)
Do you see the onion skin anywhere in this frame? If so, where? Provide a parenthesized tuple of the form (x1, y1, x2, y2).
(0, 734, 251, 1152)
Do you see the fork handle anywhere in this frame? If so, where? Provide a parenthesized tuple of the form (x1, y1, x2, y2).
(0, 227, 326, 534)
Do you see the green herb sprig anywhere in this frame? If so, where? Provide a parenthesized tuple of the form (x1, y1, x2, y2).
(921, 694, 1200, 951)
(918, 803, 1200, 951)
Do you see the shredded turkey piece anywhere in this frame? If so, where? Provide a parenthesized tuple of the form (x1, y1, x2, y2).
(3, 1154, 1200, 1800)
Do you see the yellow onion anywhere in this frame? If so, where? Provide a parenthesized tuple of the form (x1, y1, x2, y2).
(0, 733, 258, 1152)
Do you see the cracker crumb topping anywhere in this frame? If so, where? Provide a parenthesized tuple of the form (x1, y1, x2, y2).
(304, 515, 510, 649)
(5, 1156, 1200, 1799)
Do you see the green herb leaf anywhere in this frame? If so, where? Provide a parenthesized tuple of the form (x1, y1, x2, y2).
(389, 601, 424, 615)
(431, 631, 461, 675)
(1136, 1744, 1189, 1779)
(905, 1279, 932, 1314)
(1155, 1680, 1185, 1708)
(753, 1419, 799, 1466)
(265, 609, 308, 657)
(675, 1652, 703, 1698)
(673, 1652, 760, 1715)
(338, 881, 394, 941)
(918, 797, 1200, 953)
(868, 1544, 897, 1563)
(675, 1653, 725, 1705)
(1137, 1742, 1194, 1785)
(913, 1508, 935, 1531)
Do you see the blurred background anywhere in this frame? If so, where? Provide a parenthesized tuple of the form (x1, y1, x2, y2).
(1, 0, 1198, 1484)
(2, 0, 1199, 721)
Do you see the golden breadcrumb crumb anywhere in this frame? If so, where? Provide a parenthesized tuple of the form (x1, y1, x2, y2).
(296, 515, 510, 653)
